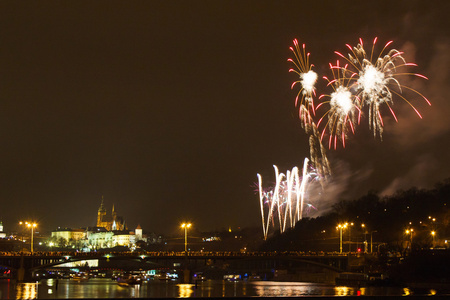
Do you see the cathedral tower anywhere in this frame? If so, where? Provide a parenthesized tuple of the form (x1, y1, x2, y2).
(97, 196, 107, 228)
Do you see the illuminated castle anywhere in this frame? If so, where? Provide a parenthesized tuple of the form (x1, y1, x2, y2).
(96, 197, 126, 231)
(50, 197, 147, 250)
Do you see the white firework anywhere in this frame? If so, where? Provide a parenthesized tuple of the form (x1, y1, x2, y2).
(257, 158, 319, 240)
(334, 38, 430, 138)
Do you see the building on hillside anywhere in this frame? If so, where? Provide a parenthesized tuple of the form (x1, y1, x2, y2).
(50, 228, 86, 247)
(86, 227, 114, 249)
(51, 228, 85, 241)
(96, 197, 126, 231)
(135, 224, 143, 241)
(0, 221, 6, 238)
(112, 231, 131, 247)
(49, 199, 148, 251)
(85, 226, 147, 249)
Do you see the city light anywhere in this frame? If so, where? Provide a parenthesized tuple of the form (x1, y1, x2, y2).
(405, 228, 414, 250)
(19, 221, 37, 253)
(348, 222, 354, 252)
(336, 223, 348, 253)
(360, 224, 367, 253)
(181, 223, 192, 252)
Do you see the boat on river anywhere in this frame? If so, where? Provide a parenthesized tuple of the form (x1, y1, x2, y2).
(72, 273, 89, 281)
(117, 274, 141, 286)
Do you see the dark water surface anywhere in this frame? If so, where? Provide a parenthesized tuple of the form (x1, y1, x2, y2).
(0, 278, 446, 299)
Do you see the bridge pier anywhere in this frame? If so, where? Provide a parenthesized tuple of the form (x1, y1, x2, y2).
(15, 254, 34, 282)
(16, 267, 34, 282)
(183, 268, 191, 283)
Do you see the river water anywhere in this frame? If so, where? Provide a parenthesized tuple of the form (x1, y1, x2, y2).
(0, 278, 444, 298)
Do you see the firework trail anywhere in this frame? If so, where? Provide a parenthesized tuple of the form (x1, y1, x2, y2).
(289, 39, 331, 177)
(333, 37, 431, 139)
(288, 39, 318, 127)
(257, 158, 319, 240)
(308, 122, 331, 176)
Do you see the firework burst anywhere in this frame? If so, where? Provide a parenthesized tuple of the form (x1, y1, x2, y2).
(334, 37, 431, 138)
(257, 158, 320, 240)
(288, 39, 318, 127)
(316, 61, 362, 149)
(259, 36, 431, 239)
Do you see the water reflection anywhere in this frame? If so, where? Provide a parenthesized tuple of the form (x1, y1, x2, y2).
(334, 286, 355, 296)
(16, 282, 38, 300)
(0, 279, 447, 298)
(253, 281, 333, 297)
(403, 287, 411, 296)
(178, 284, 194, 298)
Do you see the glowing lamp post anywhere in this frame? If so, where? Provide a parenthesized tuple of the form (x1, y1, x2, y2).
(181, 223, 191, 252)
(361, 224, 367, 253)
(431, 231, 436, 248)
(370, 230, 377, 253)
(19, 221, 37, 253)
(348, 222, 354, 252)
(405, 228, 414, 250)
(337, 223, 347, 254)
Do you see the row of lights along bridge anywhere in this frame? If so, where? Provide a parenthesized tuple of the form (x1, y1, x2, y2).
(14, 217, 441, 254)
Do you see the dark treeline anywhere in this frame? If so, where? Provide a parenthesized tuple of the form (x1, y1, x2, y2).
(260, 178, 450, 252)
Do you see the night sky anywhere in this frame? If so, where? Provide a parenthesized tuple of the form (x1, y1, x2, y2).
(0, 1, 449, 236)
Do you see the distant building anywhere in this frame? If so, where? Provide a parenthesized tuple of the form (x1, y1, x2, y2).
(51, 228, 85, 241)
(112, 231, 131, 247)
(86, 227, 114, 249)
(50, 227, 86, 247)
(86, 226, 147, 249)
(49, 198, 146, 251)
(96, 197, 126, 231)
(135, 224, 143, 241)
(0, 221, 6, 238)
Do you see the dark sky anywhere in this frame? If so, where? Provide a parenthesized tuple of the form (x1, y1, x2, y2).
(0, 1, 448, 236)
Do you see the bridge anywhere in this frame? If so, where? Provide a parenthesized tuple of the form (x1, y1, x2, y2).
(0, 251, 349, 282)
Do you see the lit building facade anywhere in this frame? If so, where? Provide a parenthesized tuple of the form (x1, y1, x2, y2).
(49, 199, 146, 250)
(97, 197, 126, 231)
(51, 228, 85, 243)
(112, 232, 131, 247)
(86, 228, 114, 249)
(0, 221, 6, 238)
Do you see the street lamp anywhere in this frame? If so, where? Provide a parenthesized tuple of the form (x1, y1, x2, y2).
(19, 221, 37, 253)
(181, 223, 191, 252)
(336, 223, 347, 254)
(405, 228, 413, 250)
(431, 231, 436, 248)
(370, 230, 377, 253)
(348, 222, 354, 252)
(361, 224, 367, 253)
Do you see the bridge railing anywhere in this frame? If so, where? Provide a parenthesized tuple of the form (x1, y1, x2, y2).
(0, 250, 350, 258)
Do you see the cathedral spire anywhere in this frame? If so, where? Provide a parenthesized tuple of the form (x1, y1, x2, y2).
(99, 196, 106, 212)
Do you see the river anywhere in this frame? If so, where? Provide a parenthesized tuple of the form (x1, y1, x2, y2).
(0, 278, 445, 298)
